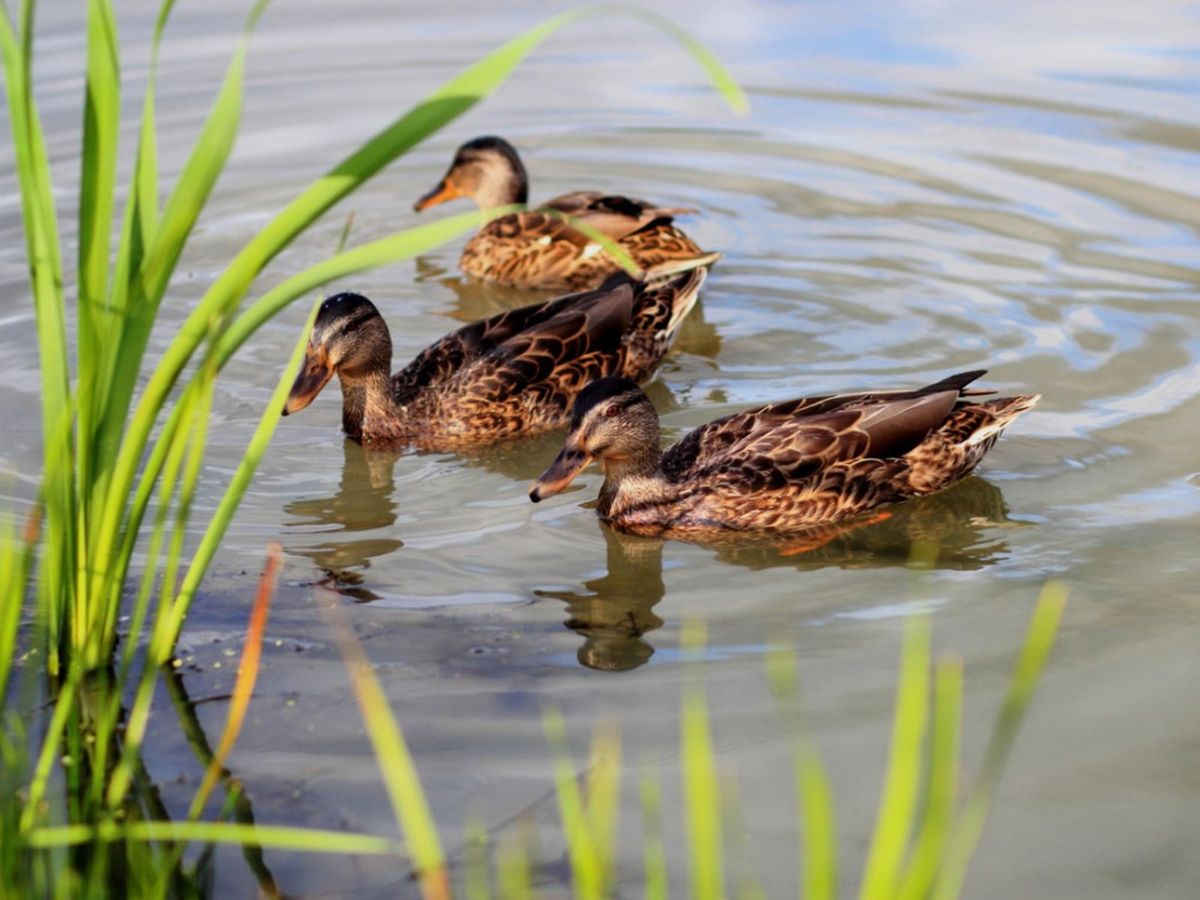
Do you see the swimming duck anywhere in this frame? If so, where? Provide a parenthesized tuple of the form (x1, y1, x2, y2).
(281, 263, 711, 450)
(529, 372, 1039, 536)
(413, 136, 715, 291)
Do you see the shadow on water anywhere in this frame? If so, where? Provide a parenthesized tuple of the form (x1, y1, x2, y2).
(538, 476, 1025, 671)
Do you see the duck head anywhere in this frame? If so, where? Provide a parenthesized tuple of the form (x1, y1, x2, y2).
(414, 135, 529, 211)
(283, 292, 392, 416)
(530, 377, 661, 502)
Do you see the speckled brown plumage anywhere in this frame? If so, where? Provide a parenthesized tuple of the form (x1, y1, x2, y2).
(281, 264, 711, 451)
(413, 137, 714, 291)
(530, 372, 1040, 537)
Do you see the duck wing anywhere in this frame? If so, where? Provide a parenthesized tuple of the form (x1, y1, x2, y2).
(445, 280, 638, 419)
(391, 281, 635, 404)
(662, 371, 987, 487)
(542, 191, 695, 241)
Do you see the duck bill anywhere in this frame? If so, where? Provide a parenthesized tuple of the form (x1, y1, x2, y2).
(413, 178, 460, 212)
(282, 348, 333, 416)
(529, 447, 593, 503)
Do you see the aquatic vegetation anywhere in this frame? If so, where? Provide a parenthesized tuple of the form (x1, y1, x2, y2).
(312, 580, 1068, 898)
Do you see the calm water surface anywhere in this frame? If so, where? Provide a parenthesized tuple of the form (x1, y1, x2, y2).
(2, 0, 1199, 896)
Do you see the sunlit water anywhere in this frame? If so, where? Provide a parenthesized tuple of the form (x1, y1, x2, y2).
(2, 0, 1199, 895)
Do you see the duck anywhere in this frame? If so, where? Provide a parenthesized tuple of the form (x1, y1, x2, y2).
(528, 371, 1039, 537)
(413, 136, 716, 292)
(280, 262, 712, 450)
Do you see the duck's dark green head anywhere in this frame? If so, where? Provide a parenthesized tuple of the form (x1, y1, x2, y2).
(283, 292, 392, 416)
(529, 377, 659, 502)
(414, 135, 529, 212)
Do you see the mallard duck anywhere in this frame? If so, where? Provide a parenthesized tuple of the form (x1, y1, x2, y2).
(280, 263, 711, 450)
(413, 136, 715, 291)
(529, 371, 1039, 536)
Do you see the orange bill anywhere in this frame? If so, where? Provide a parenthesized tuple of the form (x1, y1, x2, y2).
(282, 346, 334, 416)
(529, 446, 594, 502)
(413, 178, 460, 212)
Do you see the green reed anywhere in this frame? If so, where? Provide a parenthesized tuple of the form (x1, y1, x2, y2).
(0, 0, 744, 893)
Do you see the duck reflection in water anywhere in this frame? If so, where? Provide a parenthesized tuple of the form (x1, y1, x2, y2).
(540, 476, 1022, 672)
(283, 440, 404, 602)
(536, 527, 667, 672)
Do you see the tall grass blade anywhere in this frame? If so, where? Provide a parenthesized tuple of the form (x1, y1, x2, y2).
(584, 720, 622, 889)
(765, 645, 837, 900)
(28, 822, 403, 856)
(496, 825, 535, 900)
(187, 542, 280, 819)
(153, 307, 312, 659)
(932, 583, 1067, 900)
(92, 0, 271, 621)
(464, 815, 492, 900)
(0, 4, 72, 672)
(897, 655, 963, 900)
(640, 770, 668, 900)
(542, 705, 602, 899)
(859, 614, 931, 900)
(75, 0, 120, 531)
(318, 590, 448, 900)
(218, 209, 494, 367)
(681, 619, 724, 900)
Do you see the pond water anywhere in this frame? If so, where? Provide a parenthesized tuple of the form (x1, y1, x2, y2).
(2, 0, 1199, 896)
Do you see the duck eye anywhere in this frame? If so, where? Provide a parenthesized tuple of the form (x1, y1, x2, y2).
(604, 404, 621, 419)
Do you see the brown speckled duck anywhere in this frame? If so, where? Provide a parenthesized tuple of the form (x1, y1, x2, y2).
(529, 372, 1039, 536)
(281, 263, 711, 450)
(413, 136, 715, 291)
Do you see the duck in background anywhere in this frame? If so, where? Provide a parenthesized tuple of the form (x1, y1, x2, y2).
(414, 136, 716, 291)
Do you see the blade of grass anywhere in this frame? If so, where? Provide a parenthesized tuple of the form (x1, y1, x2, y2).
(87, 0, 173, 521)
(28, 822, 403, 856)
(152, 305, 313, 660)
(464, 814, 492, 900)
(0, 506, 39, 705)
(18, 665, 83, 832)
(317, 589, 448, 900)
(187, 542, 280, 819)
(681, 619, 724, 900)
(0, 4, 73, 673)
(91, 0, 271, 622)
(543, 704, 602, 900)
(496, 824, 535, 900)
(932, 582, 1067, 900)
(160, 662, 279, 897)
(216, 209, 496, 368)
(75, 0, 120, 555)
(640, 769, 668, 900)
(584, 719, 621, 888)
(722, 775, 766, 900)
(765, 645, 837, 900)
(897, 654, 963, 900)
(859, 614, 931, 900)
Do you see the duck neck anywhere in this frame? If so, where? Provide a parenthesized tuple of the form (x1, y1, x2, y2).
(476, 162, 528, 208)
(340, 370, 410, 446)
(597, 447, 668, 519)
